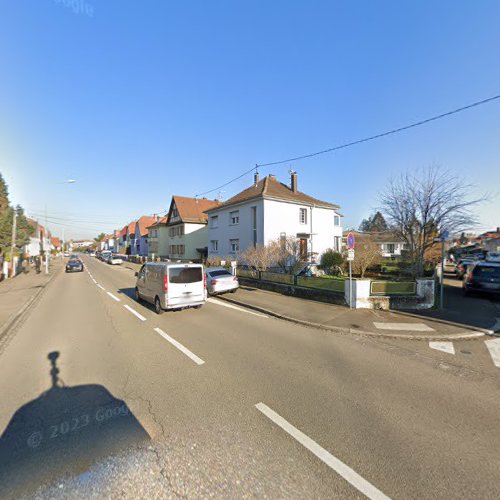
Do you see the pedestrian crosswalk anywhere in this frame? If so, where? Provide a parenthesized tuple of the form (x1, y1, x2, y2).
(428, 337, 500, 369)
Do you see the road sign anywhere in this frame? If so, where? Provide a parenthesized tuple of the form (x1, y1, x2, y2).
(441, 230, 449, 241)
(347, 233, 355, 249)
(347, 249, 355, 261)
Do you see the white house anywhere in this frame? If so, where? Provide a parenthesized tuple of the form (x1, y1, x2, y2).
(342, 230, 408, 258)
(165, 196, 220, 261)
(205, 172, 343, 261)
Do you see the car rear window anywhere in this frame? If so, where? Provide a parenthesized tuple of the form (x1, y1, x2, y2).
(169, 266, 203, 283)
(475, 266, 500, 278)
(209, 270, 232, 277)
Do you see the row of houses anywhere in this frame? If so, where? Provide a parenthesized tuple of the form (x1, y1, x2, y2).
(101, 172, 345, 262)
(23, 218, 63, 257)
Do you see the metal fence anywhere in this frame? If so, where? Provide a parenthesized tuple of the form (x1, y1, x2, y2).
(370, 281, 416, 296)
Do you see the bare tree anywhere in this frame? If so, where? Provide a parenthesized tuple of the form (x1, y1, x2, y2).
(351, 234, 382, 278)
(271, 236, 303, 273)
(380, 165, 483, 276)
(239, 244, 278, 273)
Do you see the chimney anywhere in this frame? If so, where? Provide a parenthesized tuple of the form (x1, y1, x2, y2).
(254, 172, 259, 185)
(291, 171, 298, 193)
(269, 174, 276, 181)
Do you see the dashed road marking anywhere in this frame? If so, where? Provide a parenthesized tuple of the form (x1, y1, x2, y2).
(255, 403, 390, 500)
(153, 327, 205, 365)
(207, 298, 268, 318)
(123, 305, 146, 321)
(485, 338, 500, 368)
(429, 341, 455, 354)
(373, 322, 434, 332)
(107, 292, 121, 302)
(96, 284, 105, 290)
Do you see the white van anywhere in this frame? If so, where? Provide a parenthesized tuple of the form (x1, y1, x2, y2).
(135, 262, 206, 314)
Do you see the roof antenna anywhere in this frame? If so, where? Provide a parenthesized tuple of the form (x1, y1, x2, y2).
(217, 190, 225, 202)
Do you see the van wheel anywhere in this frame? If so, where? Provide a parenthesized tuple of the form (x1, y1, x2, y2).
(135, 288, 141, 302)
(194, 305, 202, 310)
(155, 296, 164, 315)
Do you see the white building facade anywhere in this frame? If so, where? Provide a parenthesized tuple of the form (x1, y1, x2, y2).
(206, 173, 343, 261)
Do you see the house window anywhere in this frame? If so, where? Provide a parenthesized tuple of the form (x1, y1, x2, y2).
(172, 207, 178, 218)
(334, 215, 340, 226)
(387, 243, 395, 254)
(210, 215, 218, 228)
(230, 239, 239, 253)
(299, 208, 307, 224)
(230, 210, 240, 225)
(178, 245, 185, 255)
(334, 236, 341, 252)
(211, 240, 218, 252)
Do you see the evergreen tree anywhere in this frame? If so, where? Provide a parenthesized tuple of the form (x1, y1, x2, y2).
(359, 211, 388, 232)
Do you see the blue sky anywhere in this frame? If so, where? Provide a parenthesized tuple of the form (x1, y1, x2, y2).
(0, 0, 499, 239)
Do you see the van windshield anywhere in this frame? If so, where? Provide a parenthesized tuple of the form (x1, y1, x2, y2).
(169, 267, 203, 284)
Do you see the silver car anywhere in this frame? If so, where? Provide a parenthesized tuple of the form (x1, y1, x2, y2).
(205, 267, 239, 295)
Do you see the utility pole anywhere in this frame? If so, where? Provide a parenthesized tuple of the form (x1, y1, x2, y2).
(10, 208, 17, 278)
(44, 205, 49, 274)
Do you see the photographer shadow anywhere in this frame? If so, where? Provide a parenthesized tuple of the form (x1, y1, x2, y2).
(0, 351, 150, 497)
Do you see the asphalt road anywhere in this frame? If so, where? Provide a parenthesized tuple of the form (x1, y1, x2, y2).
(0, 256, 499, 499)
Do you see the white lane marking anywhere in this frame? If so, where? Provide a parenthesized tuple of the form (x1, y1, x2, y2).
(97, 284, 105, 290)
(255, 403, 390, 500)
(123, 305, 146, 321)
(373, 322, 434, 332)
(107, 292, 121, 302)
(429, 341, 455, 355)
(207, 298, 268, 318)
(153, 327, 205, 365)
(485, 338, 500, 368)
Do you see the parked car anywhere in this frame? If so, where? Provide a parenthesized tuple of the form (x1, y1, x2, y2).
(66, 259, 83, 273)
(463, 261, 500, 297)
(107, 254, 123, 265)
(63, 252, 70, 257)
(455, 259, 475, 279)
(69, 253, 79, 260)
(205, 267, 239, 295)
(135, 262, 206, 314)
(90, 252, 96, 257)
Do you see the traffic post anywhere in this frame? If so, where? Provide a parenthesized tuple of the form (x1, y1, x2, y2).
(347, 233, 355, 309)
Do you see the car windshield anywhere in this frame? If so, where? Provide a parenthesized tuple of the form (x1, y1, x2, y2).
(169, 267, 203, 283)
(209, 270, 232, 277)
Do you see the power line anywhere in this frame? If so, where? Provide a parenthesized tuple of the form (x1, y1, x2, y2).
(257, 93, 500, 167)
(195, 93, 500, 196)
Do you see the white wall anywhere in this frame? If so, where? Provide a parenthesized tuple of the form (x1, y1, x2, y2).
(207, 199, 265, 257)
(168, 222, 208, 260)
(207, 198, 342, 260)
(263, 199, 342, 259)
(24, 237, 41, 257)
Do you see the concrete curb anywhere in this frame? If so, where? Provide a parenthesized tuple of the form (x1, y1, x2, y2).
(218, 295, 487, 341)
(0, 266, 61, 344)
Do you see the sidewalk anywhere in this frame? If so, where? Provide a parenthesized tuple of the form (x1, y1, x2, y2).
(0, 261, 62, 339)
(219, 286, 487, 340)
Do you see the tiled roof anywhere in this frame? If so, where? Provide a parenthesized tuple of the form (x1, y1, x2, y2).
(146, 216, 168, 229)
(51, 237, 61, 247)
(170, 196, 220, 224)
(136, 215, 157, 236)
(121, 225, 127, 237)
(127, 220, 137, 236)
(206, 175, 339, 212)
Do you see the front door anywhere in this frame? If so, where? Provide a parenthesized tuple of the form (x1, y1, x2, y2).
(300, 238, 308, 260)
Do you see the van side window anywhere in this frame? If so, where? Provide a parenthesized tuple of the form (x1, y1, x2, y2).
(138, 265, 146, 279)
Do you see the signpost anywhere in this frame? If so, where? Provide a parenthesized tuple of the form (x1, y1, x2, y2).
(347, 233, 355, 309)
(439, 230, 449, 310)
